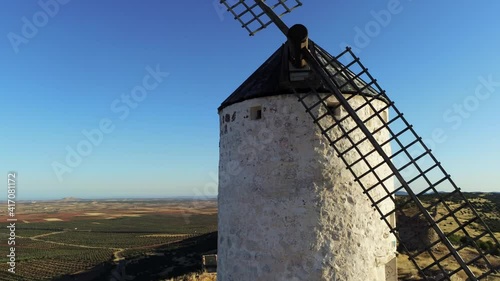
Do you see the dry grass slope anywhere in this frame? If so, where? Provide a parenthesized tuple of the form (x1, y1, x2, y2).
(396, 193, 500, 280)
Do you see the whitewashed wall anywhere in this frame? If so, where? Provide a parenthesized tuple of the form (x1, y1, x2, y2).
(218, 94, 396, 281)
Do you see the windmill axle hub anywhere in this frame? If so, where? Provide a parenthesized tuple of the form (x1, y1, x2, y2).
(288, 24, 308, 68)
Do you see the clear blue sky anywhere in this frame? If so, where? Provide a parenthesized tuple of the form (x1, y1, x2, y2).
(1, 1, 499, 200)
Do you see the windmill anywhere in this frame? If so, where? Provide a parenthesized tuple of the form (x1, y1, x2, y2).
(217, 1, 500, 280)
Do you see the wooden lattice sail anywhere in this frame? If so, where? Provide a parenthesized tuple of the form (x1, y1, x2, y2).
(219, 1, 500, 280)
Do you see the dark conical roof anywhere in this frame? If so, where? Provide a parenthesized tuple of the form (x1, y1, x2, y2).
(218, 40, 381, 111)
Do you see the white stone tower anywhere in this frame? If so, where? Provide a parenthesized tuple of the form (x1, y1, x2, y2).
(217, 38, 397, 281)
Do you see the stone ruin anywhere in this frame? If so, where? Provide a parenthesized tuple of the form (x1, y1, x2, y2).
(397, 204, 440, 252)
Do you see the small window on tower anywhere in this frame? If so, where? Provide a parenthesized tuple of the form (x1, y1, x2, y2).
(327, 103, 341, 119)
(389, 213, 396, 229)
(250, 106, 262, 120)
(382, 110, 389, 123)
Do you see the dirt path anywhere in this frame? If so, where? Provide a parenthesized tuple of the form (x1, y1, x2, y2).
(112, 248, 125, 262)
(31, 236, 122, 250)
(31, 231, 66, 239)
(29, 234, 126, 264)
(19, 230, 190, 266)
(18, 230, 121, 251)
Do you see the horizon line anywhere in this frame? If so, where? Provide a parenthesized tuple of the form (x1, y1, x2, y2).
(1, 195, 218, 202)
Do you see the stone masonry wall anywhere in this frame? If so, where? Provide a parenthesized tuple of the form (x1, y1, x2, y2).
(218, 94, 396, 281)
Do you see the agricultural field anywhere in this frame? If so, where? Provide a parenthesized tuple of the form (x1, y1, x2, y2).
(0, 193, 497, 280)
(0, 198, 217, 281)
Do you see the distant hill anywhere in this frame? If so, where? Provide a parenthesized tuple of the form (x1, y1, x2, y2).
(59, 197, 81, 202)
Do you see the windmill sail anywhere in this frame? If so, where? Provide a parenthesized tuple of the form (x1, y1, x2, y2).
(220, 0, 301, 36)
(220, 1, 500, 279)
(293, 43, 500, 280)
